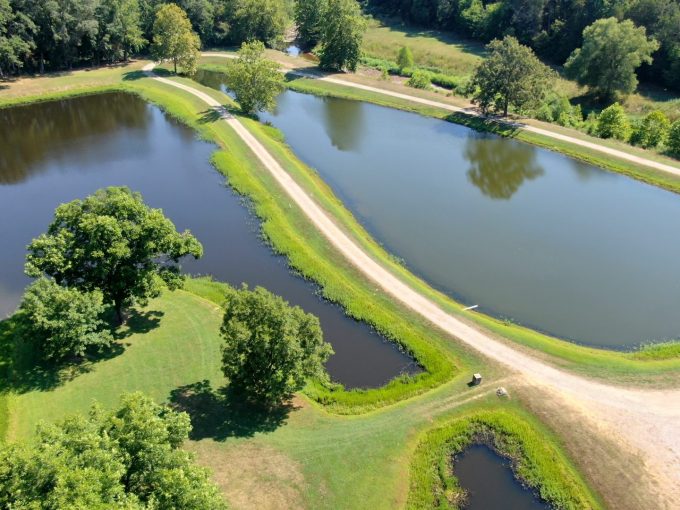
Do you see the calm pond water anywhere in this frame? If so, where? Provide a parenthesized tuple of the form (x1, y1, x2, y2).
(454, 444, 548, 510)
(0, 93, 418, 388)
(253, 88, 680, 349)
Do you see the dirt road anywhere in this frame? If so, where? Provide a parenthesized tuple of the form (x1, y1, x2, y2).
(143, 64, 680, 508)
(201, 51, 680, 179)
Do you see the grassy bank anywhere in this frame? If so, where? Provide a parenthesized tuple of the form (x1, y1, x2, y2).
(407, 408, 603, 509)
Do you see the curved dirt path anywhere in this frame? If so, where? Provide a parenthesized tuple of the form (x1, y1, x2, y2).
(143, 64, 680, 507)
(201, 51, 680, 178)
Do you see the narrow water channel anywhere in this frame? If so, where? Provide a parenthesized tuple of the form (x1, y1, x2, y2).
(0, 93, 417, 388)
(453, 444, 548, 509)
(229, 82, 680, 349)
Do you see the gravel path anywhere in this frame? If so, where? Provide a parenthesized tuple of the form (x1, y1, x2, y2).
(144, 63, 680, 507)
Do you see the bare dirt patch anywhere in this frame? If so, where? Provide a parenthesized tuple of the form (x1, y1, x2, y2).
(188, 440, 308, 510)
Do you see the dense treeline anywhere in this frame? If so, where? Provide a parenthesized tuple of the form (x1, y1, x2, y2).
(366, 0, 680, 91)
(0, 0, 290, 76)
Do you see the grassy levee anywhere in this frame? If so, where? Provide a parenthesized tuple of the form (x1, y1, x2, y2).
(407, 407, 604, 509)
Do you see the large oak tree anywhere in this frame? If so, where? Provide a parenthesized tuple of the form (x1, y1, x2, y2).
(25, 186, 202, 323)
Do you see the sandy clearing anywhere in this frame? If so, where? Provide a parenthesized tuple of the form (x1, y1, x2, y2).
(201, 51, 680, 179)
(144, 63, 680, 507)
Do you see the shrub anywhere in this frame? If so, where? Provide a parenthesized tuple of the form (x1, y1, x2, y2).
(596, 102, 631, 140)
(397, 46, 414, 70)
(668, 119, 680, 156)
(634, 110, 671, 148)
(407, 70, 432, 90)
(17, 277, 112, 361)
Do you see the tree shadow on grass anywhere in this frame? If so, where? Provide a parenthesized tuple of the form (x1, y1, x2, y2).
(122, 68, 173, 81)
(113, 309, 164, 340)
(0, 307, 163, 394)
(168, 380, 294, 440)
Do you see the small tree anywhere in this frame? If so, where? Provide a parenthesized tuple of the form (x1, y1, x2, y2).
(220, 286, 333, 405)
(17, 277, 112, 361)
(151, 3, 201, 74)
(0, 392, 226, 509)
(397, 46, 414, 70)
(25, 187, 203, 324)
(668, 120, 680, 156)
(596, 102, 631, 141)
(565, 18, 659, 99)
(407, 70, 431, 89)
(468, 36, 555, 116)
(225, 40, 285, 114)
(634, 110, 670, 148)
(318, 0, 366, 72)
(295, 0, 326, 49)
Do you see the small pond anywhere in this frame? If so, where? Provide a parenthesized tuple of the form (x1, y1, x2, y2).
(0, 93, 418, 388)
(453, 444, 548, 509)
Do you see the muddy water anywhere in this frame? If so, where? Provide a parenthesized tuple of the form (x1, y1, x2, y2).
(454, 444, 548, 509)
(0, 93, 418, 388)
(252, 87, 680, 349)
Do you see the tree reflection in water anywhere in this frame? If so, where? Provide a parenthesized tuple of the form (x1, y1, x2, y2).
(465, 133, 544, 200)
(322, 96, 364, 152)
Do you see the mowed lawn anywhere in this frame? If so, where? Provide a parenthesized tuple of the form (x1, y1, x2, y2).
(4, 286, 518, 509)
(7, 290, 225, 438)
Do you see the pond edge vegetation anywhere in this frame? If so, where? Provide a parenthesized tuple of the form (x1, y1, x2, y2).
(406, 408, 603, 510)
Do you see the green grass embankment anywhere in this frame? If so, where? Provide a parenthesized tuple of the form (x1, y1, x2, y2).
(407, 407, 604, 509)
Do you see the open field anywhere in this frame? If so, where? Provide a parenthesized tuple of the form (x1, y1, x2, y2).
(361, 17, 680, 122)
(2, 62, 680, 508)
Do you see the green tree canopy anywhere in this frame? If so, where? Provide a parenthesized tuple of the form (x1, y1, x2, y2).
(468, 35, 555, 116)
(318, 0, 366, 71)
(396, 45, 414, 69)
(565, 17, 659, 98)
(151, 3, 201, 74)
(667, 119, 680, 155)
(16, 277, 112, 361)
(294, 0, 326, 49)
(25, 186, 203, 323)
(232, 0, 287, 47)
(220, 286, 333, 405)
(634, 110, 670, 148)
(0, 0, 35, 78)
(98, 0, 146, 62)
(225, 40, 285, 114)
(596, 102, 631, 140)
(0, 392, 226, 509)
